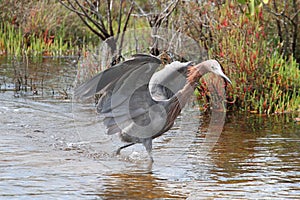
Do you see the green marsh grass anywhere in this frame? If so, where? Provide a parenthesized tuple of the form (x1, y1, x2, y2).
(0, 22, 72, 57)
(189, 2, 299, 114)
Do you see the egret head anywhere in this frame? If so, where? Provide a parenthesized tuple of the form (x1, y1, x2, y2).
(205, 60, 232, 84)
(189, 59, 231, 84)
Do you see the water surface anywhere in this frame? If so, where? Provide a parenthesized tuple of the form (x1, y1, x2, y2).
(0, 57, 299, 199)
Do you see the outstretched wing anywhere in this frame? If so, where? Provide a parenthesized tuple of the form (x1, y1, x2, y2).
(74, 54, 160, 100)
(75, 54, 163, 136)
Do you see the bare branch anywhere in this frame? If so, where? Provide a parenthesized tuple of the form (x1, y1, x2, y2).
(261, 0, 299, 58)
(134, 0, 179, 28)
(122, 2, 134, 34)
(59, 0, 106, 40)
(59, 0, 118, 40)
(59, 0, 134, 56)
(117, 0, 123, 35)
(75, 0, 110, 38)
(291, 0, 298, 55)
(118, 2, 134, 56)
(59, 0, 86, 17)
(107, 0, 114, 36)
(133, 1, 147, 17)
(84, 0, 107, 32)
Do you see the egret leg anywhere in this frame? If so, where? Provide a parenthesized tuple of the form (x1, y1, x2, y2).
(143, 139, 154, 163)
(116, 143, 135, 155)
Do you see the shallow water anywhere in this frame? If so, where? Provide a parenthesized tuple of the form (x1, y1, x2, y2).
(0, 57, 299, 199)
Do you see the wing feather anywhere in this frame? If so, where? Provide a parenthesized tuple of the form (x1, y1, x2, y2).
(75, 54, 162, 135)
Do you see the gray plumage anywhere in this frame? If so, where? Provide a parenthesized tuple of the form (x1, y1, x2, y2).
(74, 54, 231, 162)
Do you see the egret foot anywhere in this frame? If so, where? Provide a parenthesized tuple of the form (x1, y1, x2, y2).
(143, 138, 154, 163)
(148, 153, 154, 163)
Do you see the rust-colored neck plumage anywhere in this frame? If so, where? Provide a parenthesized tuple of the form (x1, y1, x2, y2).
(187, 62, 210, 85)
(187, 65, 200, 84)
(162, 62, 211, 133)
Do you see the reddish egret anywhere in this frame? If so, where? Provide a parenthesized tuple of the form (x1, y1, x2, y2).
(74, 54, 231, 162)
